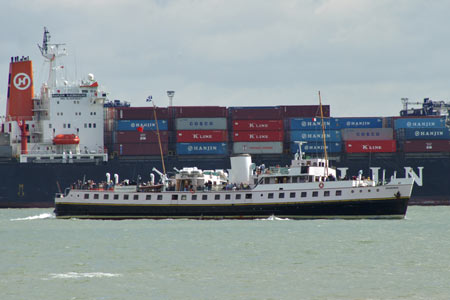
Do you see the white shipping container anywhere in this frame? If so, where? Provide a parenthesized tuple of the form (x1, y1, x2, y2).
(175, 118, 227, 130)
(232, 142, 283, 154)
(341, 128, 393, 141)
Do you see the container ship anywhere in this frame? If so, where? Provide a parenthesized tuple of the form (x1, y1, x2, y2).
(1, 28, 449, 208)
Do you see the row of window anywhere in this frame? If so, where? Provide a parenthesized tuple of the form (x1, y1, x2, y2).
(48, 123, 97, 129)
(85, 190, 348, 201)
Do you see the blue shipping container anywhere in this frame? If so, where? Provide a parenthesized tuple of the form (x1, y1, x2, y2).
(290, 118, 339, 130)
(397, 128, 450, 140)
(394, 117, 445, 129)
(290, 130, 341, 142)
(176, 143, 228, 155)
(116, 120, 168, 131)
(335, 117, 383, 129)
(290, 142, 342, 154)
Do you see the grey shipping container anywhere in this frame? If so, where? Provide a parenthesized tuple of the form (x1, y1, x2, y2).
(175, 118, 227, 130)
(341, 128, 393, 141)
(232, 142, 283, 154)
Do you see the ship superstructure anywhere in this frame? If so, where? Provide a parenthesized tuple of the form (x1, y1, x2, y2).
(1, 27, 107, 163)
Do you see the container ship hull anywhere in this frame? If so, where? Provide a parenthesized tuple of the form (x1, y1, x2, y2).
(0, 153, 447, 208)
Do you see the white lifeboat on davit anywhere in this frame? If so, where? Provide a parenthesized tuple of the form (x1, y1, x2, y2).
(53, 134, 80, 145)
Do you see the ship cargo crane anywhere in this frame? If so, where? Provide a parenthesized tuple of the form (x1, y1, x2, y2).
(400, 97, 450, 117)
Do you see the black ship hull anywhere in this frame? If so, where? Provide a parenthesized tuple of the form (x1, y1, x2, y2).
(1, 152, 449, 208)
(54, 197, 409, 220)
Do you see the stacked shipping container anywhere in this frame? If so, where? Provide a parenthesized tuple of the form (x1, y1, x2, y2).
(103, 104, 450, 159)
(229, 107, 284, 154)
(394, 117, 450, 152)
(174, 106, 228, 155)
(112, 107, 170, 156)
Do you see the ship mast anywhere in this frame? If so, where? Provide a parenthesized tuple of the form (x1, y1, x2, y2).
(37, 27, 67, 88)
(152, 102, 166, 174)
(318, 91, 328, 176)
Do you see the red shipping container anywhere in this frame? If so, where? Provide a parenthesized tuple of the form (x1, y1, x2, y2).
(281, 105, 330, 118)
(115, 131, 169, 144)
(113, 143, 168, 156)
(345, 140, 397, 153)
(176, 130, 228, 142)
(116, 107, 170, 120)
(232, 120, 283, 131)
(230, 107, 283, 120)
(233, 131, 284, 142)
(403, 140, 450, 152)
(173, 106, 227, 118)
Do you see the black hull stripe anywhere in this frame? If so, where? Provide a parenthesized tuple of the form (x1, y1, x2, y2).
(55, 198, 409, 220)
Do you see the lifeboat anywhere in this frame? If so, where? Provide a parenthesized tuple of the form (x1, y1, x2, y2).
(53, 134, 80, 145)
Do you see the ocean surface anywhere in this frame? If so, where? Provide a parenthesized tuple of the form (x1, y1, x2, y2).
(1, 207, 449, 300)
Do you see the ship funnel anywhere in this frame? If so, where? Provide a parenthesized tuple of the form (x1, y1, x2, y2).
(6, 58, 34, 121)
(230, 154, 252, 184)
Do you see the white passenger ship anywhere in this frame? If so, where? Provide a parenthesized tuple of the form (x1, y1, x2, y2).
(54, 144, 415, 219)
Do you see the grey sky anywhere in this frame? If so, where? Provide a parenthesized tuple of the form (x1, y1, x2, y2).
(1, 0, 450, 117)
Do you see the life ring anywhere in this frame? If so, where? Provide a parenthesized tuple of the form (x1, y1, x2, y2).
(319, 182, 324, 189)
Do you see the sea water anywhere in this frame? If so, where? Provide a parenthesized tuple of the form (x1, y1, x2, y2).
(1, 207, 449, 300)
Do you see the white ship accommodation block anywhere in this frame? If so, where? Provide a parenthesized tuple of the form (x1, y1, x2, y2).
(4, 27, 107, 163)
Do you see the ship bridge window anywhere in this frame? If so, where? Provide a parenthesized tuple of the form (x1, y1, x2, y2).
(123, 194, 129, 200)
(324, 191, 330, 197)
(114, 194, 119, 200)
(290, 192, 295, 198)
(301, 192, 307, 198)
(215, 194, 220, 200)
(84, 194, 89, 199)
(245, 193, 252, 199)
(235, 194, 241, 200)
(191, 195, 197, 200)
(336, 190, 342, 196)
(94, 194, 99, 199)
(264, 178, 270, 184)
(181, 195, 187, 200)
(157, 195, 163, 200)
(268, 193, 274, 199)
(202, 195, 208, 200)
(146, 195, 151, 200)
(225, 194, 231, 200)
(103, 194, 109, 200)
(172, 195, 178, 200)
(133, 195, 139, 200)
(312, 191, 318, 197)
(292, 177, 298, 183)
(278, 193, 285, 199)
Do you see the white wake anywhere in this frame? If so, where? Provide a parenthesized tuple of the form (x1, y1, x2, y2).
(10, 212, 55, 221)
(47, 272, 122, 279)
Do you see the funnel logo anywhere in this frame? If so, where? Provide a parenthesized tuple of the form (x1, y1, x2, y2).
(13, 73, 31, 90)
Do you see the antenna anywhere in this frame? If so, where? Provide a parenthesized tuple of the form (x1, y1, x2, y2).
(167, 90, 175, 107)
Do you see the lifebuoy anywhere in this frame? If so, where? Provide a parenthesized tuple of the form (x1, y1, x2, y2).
(319, 182, 324, 189)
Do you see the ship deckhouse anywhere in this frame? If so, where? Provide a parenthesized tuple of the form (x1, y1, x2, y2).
(4, 28, 108, 163)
